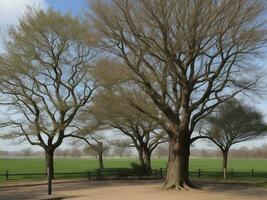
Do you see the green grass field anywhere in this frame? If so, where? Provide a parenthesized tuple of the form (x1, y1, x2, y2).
(1, 157, 267, 174)
(1, 157, 267, 188)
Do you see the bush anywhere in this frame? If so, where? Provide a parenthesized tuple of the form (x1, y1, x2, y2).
(130, 163, 150, 175)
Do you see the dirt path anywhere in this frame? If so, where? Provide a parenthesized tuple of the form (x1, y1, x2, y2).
(1, 180, 267, 200)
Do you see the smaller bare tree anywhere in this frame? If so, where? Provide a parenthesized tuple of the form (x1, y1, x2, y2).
(90, 90, 168, 171)
(72, 132, 108, 169)
(198, 99, 267, 179)
(89, 58, 169, 170)
(69, 110, 109, 169)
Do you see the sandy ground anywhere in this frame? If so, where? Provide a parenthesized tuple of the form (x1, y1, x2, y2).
(1, 180, 267, 200)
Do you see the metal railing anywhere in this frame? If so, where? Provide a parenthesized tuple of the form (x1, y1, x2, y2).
(0, 168, 164, 181)
(1, 168, 267, 182)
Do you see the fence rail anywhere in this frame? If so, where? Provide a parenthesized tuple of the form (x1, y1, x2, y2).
(0, 168, 163, 181)
(1, 168, 267, 182)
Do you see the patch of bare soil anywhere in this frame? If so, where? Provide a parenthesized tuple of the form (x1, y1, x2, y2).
(0, 180, 267, 200)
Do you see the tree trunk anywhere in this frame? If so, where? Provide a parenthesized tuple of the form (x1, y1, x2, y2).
(98, 151, 104, 169)
(164, 137, 195, 190)
(222, 150, 228, 179)
(138, 149, 145, 168)
(144, 151, 151, 171)
(45, 150, 54, 195)
(45, 151, 54, 180)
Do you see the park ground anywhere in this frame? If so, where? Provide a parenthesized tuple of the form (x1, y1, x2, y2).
(1, 180, 267, 200)
(1, 158, 267, 199)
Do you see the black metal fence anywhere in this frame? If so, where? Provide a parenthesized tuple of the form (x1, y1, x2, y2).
(161, 168, 267, 179)
(1, 168, 267, 182)
(0, 168, 164, 181)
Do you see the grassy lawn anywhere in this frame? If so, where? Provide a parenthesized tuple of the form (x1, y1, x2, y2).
(1, 157, 267, 174)
(1, 157, 267, 182)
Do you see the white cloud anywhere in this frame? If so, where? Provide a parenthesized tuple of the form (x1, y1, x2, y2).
(0, 0, 47, 52)
(0, 0, 47, 27)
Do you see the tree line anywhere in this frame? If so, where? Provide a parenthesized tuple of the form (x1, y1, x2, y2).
(0, 146, 133, 158)
(3, 144, 267, 159)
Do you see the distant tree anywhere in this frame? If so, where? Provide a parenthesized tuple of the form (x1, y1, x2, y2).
(70, 113, 109, 169)
(0, 150, 9, 158)
(63, 149, 71, 158)
(154, 144, 169, 158)
(91, 0, 267, 189)
(70, 148, 82, 158)
(111, 141, 132, 158)
(0, 9, 97, 194)
(22, 147, 33, 157)
(83, 146, 98, 158)
(54, 149, 64, 157)
(199, 99, 267, 179)
(73, 134, 108, 169)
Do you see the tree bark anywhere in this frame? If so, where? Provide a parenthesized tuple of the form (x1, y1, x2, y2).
(45, 150, 55, 195)
(144, 151, 151, 171)
(45, 151, 55, 180)
(138, 149, 145, 168)
(98, 151, 104, 169)
(222, 150, 228, 179)
(164, 136, 195, 190)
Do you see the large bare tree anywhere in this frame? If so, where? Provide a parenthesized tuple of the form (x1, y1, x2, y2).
(90, 0, 267, 189)
(0, 9, 97, 194)
(199, 99, 267, 179)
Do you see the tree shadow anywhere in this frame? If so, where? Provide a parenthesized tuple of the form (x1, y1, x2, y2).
(198, 182, 267, 198)
(42, 196, 79, 200)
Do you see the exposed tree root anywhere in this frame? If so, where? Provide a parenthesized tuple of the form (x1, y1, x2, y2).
(163, 180, 201, 191)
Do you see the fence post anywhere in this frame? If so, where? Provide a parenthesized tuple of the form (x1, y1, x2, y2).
(252, 169, 254, 177)
(154, 169, 157, 178)
(88, 171, 91, 180)
(198, 168, 201, 178)
(160, 168, 163, 179)
(6, 170, 8, 181)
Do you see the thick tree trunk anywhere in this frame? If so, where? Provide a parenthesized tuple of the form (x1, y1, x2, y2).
(144, 151, 151, 171)
(164, 137, 195, 190)
(138, 149, 145, 167)
(98, 151, 104, 169)
(222, 150, 228, 179)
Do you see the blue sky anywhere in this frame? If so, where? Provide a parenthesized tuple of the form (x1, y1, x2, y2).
(0, 0, 87, 28)
(46, 0, 88, 14)
(0, 0, 267, 151)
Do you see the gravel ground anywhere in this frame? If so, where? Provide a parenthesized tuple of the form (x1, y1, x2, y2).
(1, 179, 267, 200)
